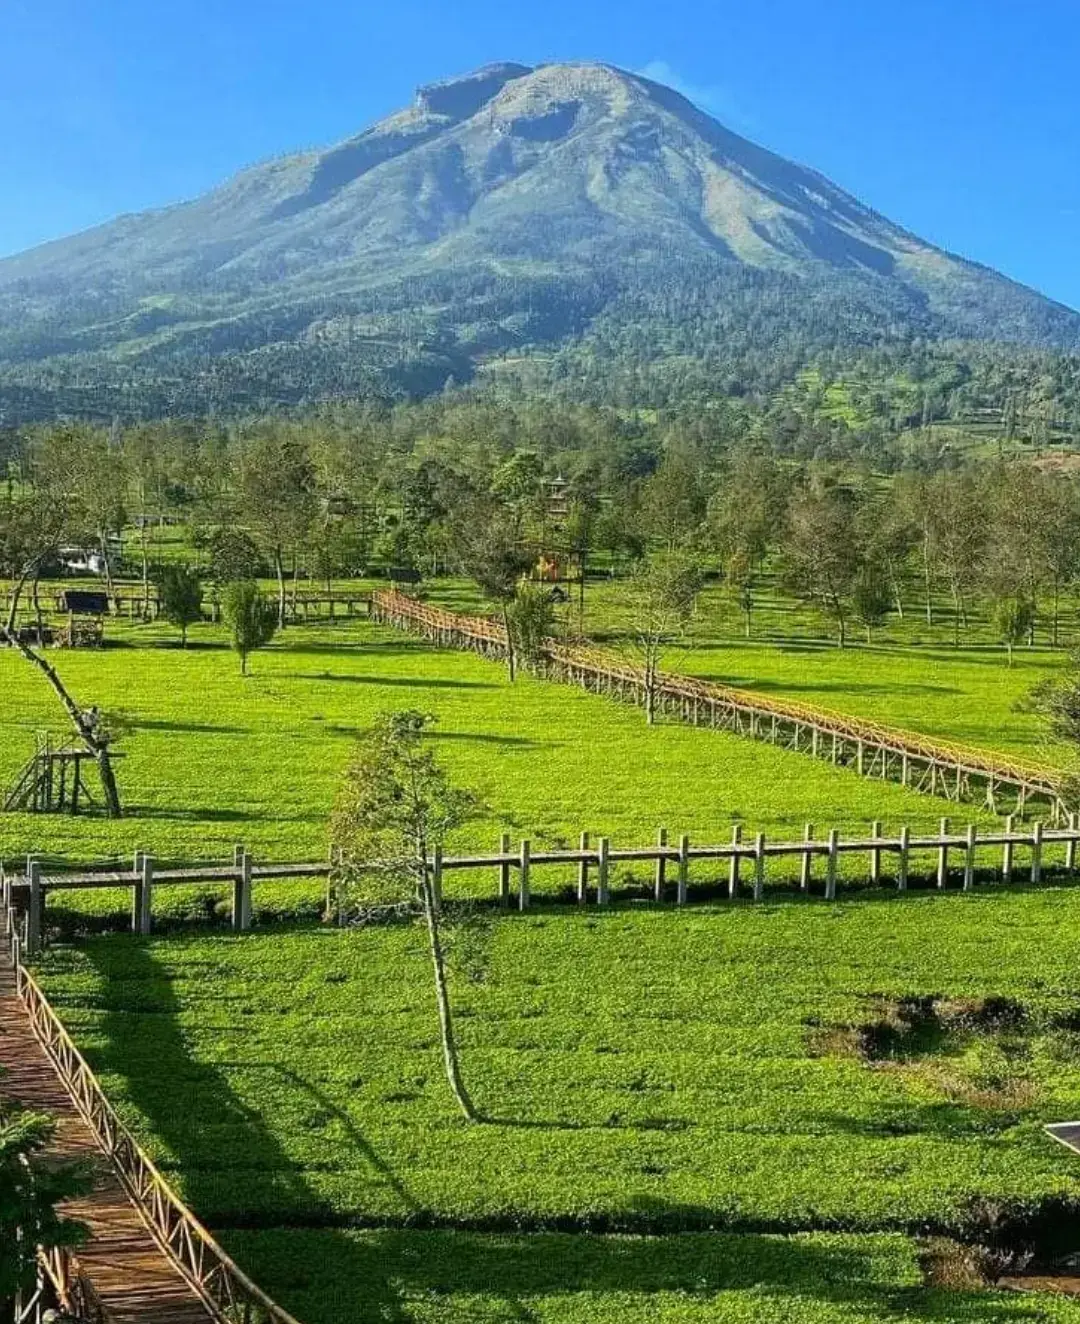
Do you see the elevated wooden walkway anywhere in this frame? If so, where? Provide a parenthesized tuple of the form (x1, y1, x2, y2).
(0, 935, 212, 1322)
(371, 589, 1065, 819)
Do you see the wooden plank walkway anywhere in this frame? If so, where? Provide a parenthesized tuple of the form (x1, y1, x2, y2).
(0, 937, 212, 1323)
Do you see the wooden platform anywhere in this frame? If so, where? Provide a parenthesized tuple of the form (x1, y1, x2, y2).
(0, 942, 212, 1322)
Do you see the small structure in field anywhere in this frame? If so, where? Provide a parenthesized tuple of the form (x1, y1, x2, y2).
(56, 589, 109, 647)
(3, 731, 109, 814)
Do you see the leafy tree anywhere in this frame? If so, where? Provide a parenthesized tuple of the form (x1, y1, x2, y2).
(207, 528, 264, 585)
(1, 1103, 87, 1308)
(626, 550, 703, 724)
(454, 511, 534, 681)
(993, 597, 1034, 666)
(782, 484, 861, 647)
(852, 560, 892, 643)
(222, 580, 277, 675)
(330, 711, 479, 1121)
(235, 428, 316, 627)
(504, 579, 555, 671)
(155, 564, 203, 647)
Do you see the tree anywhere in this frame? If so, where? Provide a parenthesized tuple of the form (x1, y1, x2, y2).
(235, 428, 316, 628)
(626, 550, 703, 724)
(155, 565, 203, 647)
(993, 597, 1034, 666)
(222, 580, 277, 675)
(852, 561, 892, 644)
(1, 1104, 87, 1309)
(782, 484, 861, 647)
(207, 528, 265, 585)
(504, 579, 555, 671)
(329, 711, 479, 1121)
(454, 511, 534, 681)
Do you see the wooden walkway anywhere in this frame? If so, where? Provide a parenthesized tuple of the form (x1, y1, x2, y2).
(0, 935, 212, 1322)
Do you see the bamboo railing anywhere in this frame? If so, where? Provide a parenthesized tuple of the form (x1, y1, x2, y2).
(370, 588, 1064, 817)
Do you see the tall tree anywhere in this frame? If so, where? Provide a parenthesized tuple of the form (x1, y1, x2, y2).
(626, 550, 703, 724)
(782, 484, 861, 647)
(330, 711, 479, 1121)
(222, 580, 277, 675)
(235, 428, 316, 627)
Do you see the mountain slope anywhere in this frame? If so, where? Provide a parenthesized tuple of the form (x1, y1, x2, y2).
(1, 61, 1077, 419)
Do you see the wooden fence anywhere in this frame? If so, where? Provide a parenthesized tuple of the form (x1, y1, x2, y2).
(370, 588, 1065, 819)
(2, 881, 304, 1324)
(6, 812, 1080, 952)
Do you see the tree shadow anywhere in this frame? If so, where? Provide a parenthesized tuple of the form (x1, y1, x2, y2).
(129, 718, 251, 734)
(288, 672, 497, 689)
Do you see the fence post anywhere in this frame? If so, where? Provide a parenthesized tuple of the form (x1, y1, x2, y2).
(654, 827, 667, 902)
(131, 850, 143, 934)
(234, 849, 252, 932)
(677, 834, 689, 906)
(937, 818, 950, 889)
(597, 837, 610, 906)
(963, 825, 976, 892)
(753, 833, 765, 901)
(1003, 815, 1015, 885)
(897, 825, 909, 891)
(870, 820, 882, 886)
(800, 824, 813, 892)
(26, 860, 41, 956)
(1031, 821, 1043, 885)
(137, 854, 153, 936)
(729, 824, 742, 898)
(1068, 813, 1078, 874)
(578, 831, 590, 904)
(499, 832, 511, 907)
(519, 839, 531, 911)
(826, 829, 838, 901)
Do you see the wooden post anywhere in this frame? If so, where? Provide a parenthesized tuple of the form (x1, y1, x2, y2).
(1068, 813, 1078, 874)
(898, 825, 910, 891)
(937, 818, 950, 889)
(519, 839, 531, 911)
(1003, 814, 1015, 885)
(1031, 821, 1043, 885)
(753, 833, 765, 901)
(677, 834, 689, 906)
(26, 860, 41, 956)
(131, 850, 143, 934)
(137, 854, 153, 935)
(800, 824, 814, 892)
(826, 829, 838, 901)
(870, 820, 882, 886)
(654, 827, 667, 902)
(499, 832, 511, 907)
(597, 837, 610, 906)
(234, 849, 252, 932)
(963, 825, 976, 892)
(729, 824, 742, 898)
(578, 831, 590, 904)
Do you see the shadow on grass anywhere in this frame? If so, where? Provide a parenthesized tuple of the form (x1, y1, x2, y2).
(130, 718, 250, 734)
(288, 672, 497, 690)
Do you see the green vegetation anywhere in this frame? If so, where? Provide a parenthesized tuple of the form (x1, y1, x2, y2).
(33, 887, 1080, 1319)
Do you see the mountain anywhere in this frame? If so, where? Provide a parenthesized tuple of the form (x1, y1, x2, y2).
(1, 60, 1078, 420)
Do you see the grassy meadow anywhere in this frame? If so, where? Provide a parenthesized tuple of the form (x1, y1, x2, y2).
(35, 888, 1080, 1321)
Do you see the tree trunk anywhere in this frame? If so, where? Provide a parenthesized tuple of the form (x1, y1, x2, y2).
(0, 623, 122, 818)
(419, 863, 477, 1122)
(274, 547, 287, 629)
(501, 605, 516, 682)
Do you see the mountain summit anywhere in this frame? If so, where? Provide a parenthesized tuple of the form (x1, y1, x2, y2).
(2, 61, 1077, 417)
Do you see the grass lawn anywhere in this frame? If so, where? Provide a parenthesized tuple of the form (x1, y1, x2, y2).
(423, 578, 1070, 766)
(34, 888, 1080, 1320)
(0, 616, 999, 908)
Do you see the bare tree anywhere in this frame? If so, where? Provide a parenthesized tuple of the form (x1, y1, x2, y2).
(626, 550, 703, 724)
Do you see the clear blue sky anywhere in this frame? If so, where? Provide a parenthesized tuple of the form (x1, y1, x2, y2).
(4, 0, 1078, 308)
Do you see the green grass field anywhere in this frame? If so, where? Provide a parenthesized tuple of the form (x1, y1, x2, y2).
(34, 888, 1080, 1321)
(423, 577, 1070, 766)
(0, 615, 1001, 902)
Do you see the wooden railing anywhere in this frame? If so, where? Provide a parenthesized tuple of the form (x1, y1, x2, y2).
(2, 883, 304, 1324)
(371, 589, 1065, 817)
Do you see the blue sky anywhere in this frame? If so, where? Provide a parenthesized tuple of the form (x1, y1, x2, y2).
(3, 0, 1078, 307)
